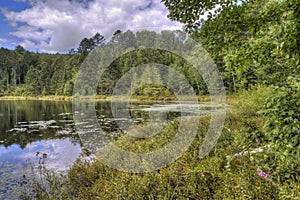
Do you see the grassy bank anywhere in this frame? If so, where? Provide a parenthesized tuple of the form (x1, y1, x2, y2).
(18, 89, 300, 199)
(0, 95, 74, 101)
(0, 95, 213, 102)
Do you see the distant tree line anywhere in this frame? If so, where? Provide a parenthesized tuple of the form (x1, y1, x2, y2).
(0, 30, 208, 96)
(0, 0, 298, 96)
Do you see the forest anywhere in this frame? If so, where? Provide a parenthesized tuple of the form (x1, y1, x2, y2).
(0, 0, 299, 199)
(0, 30, 208, 97)
(0, 1, 298, 97)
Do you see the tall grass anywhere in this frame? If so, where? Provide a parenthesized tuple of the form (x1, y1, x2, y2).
(19, 89, 299, 199)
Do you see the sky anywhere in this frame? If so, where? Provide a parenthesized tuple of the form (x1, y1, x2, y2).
(0, 0, 183, 53)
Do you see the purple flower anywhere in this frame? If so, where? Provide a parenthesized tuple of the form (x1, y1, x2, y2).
(255, 137, 260, 143)
(258, 170, 270, 178)
(264, 173, 270, 178)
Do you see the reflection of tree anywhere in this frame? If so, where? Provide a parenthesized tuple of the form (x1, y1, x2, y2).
(0, 101, 74, 148)
(1, 129, 79, 149)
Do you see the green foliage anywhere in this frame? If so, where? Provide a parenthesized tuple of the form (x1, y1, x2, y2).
(25, 66, 41, 95)
(160, 1, 299, 184)
(223, 0, 299, 89)
(260, 76, 300, 145)
(63, 81, 74, 96)
(258, 76, 300, 181)
(11, 85, 31, 96)
(162, 0, 299, 93)
(1, 30, 211, 97)
(161, 0, 240, 31)
(77, 32, 105, 54)
(1, 0, 298, 198)
(0, 0, 298, 96)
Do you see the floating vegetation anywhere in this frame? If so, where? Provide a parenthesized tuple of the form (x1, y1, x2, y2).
(58, 120, 74, 123)
(56, 128, 75, 136)
(48, 126, 60, 129)
(136, 103, 226, 116)
(7, 128, 27, 132)
(16, 122, 28, 125)
(58, 113, 73, 116)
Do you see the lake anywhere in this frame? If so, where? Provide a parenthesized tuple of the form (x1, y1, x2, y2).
(0, 100, 215, 199)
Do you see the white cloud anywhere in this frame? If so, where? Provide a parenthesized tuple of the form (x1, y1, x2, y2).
(0, 38, 8, 43)
(2, 0, 183, 53)
(20, 39, 36, 49)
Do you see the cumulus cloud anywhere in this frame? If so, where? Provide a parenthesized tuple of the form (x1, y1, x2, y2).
(20, 39, 36, 49)
(0, 38, 8, 43)
(2, 0, 183, 53)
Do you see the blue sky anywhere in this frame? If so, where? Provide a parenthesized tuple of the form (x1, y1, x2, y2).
(0, 0, 31, 50)
(0, 0, 182, 53)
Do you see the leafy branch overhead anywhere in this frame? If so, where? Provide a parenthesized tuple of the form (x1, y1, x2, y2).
(161, 0, 242, 31)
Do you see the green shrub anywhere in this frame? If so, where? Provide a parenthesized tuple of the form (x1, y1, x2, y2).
(258, 76, 300, 181)
(12, 85, 32, 96)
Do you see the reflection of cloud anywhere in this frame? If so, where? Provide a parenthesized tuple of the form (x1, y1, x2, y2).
(2, 0, 182, 52)
(0, 138, 82, 172)
(0, 144, 25, 162)
(0, 138, 83, 198)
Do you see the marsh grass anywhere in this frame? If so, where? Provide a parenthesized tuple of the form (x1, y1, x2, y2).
(19, 91, 299, 199)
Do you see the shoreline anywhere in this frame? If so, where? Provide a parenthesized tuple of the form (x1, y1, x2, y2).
(0, 95, 219, 102)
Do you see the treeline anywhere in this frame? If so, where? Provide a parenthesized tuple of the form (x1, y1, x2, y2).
(0, 30, 208, 97)
(0, 0, 299, 96)
(0, 32, 104, 96)
(0, 46, 82, 96)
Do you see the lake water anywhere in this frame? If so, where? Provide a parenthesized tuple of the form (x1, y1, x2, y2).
(0, 100, 215, 199)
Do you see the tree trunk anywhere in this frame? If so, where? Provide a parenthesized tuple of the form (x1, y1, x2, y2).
(6, 75, 10, 92)
(13, 66, 17, 91)
(18, 65, 21, 84)
(232, 72, 237, 94)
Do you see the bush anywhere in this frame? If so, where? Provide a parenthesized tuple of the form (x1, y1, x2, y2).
(12, 85, 32, 96)
(258, 76, 300, 181)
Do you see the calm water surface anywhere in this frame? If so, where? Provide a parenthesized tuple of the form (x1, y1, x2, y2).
(0, 100, 213, 199)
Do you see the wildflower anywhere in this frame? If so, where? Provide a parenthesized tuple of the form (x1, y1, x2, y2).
(264, 173, 270, 178)
(258, 169, 270, 178)
(255, 137, 260, 143)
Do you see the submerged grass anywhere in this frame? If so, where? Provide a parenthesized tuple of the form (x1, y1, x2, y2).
(19, 90, 299, 199)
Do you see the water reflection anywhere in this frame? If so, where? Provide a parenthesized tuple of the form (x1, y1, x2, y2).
(0, 100, 216, 198)
(0, 100, 75, 147)
(0, 138, 81, 172)
(0, 100, 81, 199)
